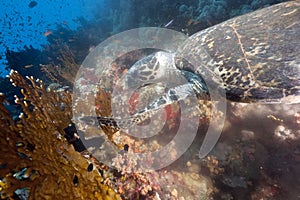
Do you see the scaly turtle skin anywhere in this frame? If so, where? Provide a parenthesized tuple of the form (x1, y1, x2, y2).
(174, 1, 300, 103)
(95, 1, 300, 129)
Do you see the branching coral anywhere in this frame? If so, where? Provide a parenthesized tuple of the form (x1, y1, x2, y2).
(40, 43, 80, 86)
(0, 70, 120, 199)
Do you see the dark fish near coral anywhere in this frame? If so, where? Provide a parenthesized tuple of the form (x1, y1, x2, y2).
(28, 1, 37, 8)
(87, 163, 93, 172)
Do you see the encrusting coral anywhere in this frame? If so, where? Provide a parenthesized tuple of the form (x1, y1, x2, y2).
(0, 70, 121, 199)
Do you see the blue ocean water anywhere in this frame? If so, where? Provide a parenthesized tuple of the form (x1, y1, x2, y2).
(0, 0, 104, 77)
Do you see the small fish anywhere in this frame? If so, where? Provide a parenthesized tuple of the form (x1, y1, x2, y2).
(23, 168, 33, 179)
(87, 163, 93, 172)
(89, 45, 95, 52)
(16, 142, 25, 147)
(187, 19, 200, 26)
(164, 19, 174, 27)
(124, 144, 129, 152)
(24, 64, 33, 68)
(28, 1, 37, 8)
(267, 115, 283, 123)
(73, 175, 78, 185)
(187, 19, 194, 26)
(62, 21, 68, 25)
(44, 30, 52, 37)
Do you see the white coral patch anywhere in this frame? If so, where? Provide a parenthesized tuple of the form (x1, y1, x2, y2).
(274, 125, 298, 141)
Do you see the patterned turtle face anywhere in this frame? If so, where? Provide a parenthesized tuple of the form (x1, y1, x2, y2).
(108, 51, 209, 129)
(124, 51, 180, 89)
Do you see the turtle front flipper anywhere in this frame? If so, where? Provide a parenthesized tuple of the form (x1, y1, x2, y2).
(94, 82, 199, 131)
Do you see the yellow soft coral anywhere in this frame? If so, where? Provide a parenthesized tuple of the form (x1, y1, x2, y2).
(0, 70, 120, 200)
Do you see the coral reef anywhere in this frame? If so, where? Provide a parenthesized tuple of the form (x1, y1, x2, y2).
(204, 102, 300, 199)
(1, 1, 296, 199)
(0, 70, 120, 199)
(5, 46, 47, 83)
(40, 43, 79, 86)
(196, 0, 229, 23)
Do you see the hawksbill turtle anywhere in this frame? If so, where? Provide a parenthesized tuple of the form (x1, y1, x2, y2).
(94, 1, 299, 130)
(173, 1, 300, 104)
